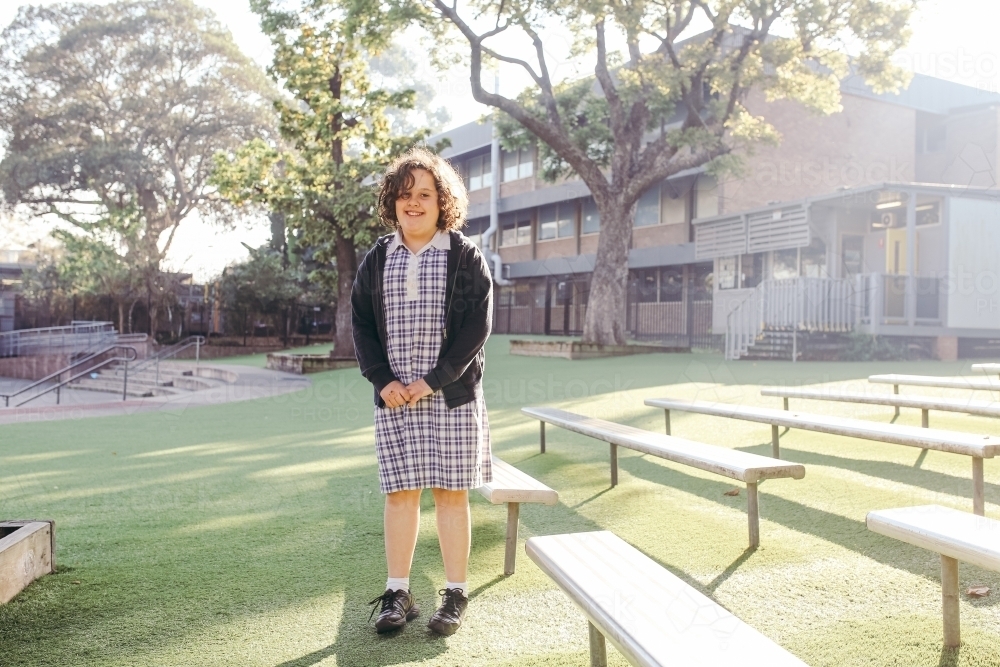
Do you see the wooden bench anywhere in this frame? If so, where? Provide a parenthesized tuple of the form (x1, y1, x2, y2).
(525, 531, 809, 666)
(643, 398, 1000, 515)
(476, 456, 558, 575)
(867, 505, 1000, 648)
(761, 387, 1000, 428)
(522, 407, 805, 548)
(869, 373, 1000, 396)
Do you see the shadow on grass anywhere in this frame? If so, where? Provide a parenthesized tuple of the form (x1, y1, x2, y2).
(737, 443, 997, 508)
(615, 453, 949, 582)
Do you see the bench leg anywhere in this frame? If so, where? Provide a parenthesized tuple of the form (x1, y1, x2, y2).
(973, 457, 985, 516)
(610, 443, 618, 487)
(504, 502, 520, 576)
(588, 621, 608, 667)
(893, 385, 900, 418)
(747, 482, 760, 549)
(921, 409, 929, 428)
(942, 555, 960, 648)
(540, 421, 546, 454)
(771, 424, 780, 459)
(664, 409, 671, 436)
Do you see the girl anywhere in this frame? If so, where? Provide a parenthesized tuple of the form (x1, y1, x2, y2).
(351, 146, 493, 636)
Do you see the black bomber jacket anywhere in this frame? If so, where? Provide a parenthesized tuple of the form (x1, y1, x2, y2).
(351, 230, 494, 409)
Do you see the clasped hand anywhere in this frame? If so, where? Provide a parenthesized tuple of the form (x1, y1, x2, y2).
(379, 378, 433, 408)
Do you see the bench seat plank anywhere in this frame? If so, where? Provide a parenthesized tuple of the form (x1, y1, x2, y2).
(866, 505, 1000, 572)
(522, 407, 804, 484)
(869, 374, 1000, 392)
(642, 398, 1000, 459)
(477, 456, 558, 505)
(971, 363, 1000, 376)
(526, 531, 809, 667)
(761, 388, 1000, 418)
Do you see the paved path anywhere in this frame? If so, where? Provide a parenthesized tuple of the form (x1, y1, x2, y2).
(0, 364, 312, 426)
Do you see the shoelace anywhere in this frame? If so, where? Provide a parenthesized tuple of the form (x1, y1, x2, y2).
(368, 589, 399, 623)
(436, 588, 465, 618)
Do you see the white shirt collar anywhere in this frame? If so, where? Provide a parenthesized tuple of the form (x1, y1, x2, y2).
(387, 229, 452, 255)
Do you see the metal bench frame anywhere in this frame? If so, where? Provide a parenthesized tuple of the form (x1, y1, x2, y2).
(523, 407, 805, 548)
(644, 398, 1000, 515)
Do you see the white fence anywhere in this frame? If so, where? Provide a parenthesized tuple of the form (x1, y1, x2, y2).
(725, 278, 857, 360)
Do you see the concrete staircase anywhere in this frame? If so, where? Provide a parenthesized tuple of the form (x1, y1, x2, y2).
(69, 363, 237, 398)
(740, 330, 853, 361)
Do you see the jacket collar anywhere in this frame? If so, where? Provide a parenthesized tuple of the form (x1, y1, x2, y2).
(387, 229, 451, 255)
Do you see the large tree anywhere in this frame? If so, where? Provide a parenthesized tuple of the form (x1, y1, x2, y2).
(0, 0, 276, 336)
(419, 0, 915, 344)
(212, 0, 429, 358)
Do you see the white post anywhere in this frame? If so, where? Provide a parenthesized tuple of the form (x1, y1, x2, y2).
(906, 190, 917, 327)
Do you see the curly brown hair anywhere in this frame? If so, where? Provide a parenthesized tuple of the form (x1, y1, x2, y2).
(377, 146, 469, 231)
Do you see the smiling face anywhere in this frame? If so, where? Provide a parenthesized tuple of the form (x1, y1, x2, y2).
(394, 168, 441, 244)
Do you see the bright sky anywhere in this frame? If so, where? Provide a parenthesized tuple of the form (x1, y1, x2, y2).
(3, 0, 1000, 281)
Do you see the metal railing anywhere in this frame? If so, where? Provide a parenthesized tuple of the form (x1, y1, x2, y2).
(118, 335, 204, 385)
(0, 321, 116, 358)
(725, 278, 857, 360)
(1, 345, 138, 408)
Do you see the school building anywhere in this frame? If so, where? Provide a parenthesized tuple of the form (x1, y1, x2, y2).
(431, 70, 1000, 360)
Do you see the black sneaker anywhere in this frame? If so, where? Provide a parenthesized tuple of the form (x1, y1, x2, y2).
(427, 588, 468, 636)
(368, 588, 419, 633)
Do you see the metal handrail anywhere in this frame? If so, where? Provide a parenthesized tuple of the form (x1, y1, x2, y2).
(0, 321, 116, 358)
(12, 347, 138, 407)
(122, 336, 205, 382)
(1, 345, 137, 407)
(73, 333, 148, 359)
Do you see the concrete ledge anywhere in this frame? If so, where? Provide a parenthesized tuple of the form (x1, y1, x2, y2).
(0, 520, 55, 604)
(266, 353, 359, 374)
(510, 339, 689, 360)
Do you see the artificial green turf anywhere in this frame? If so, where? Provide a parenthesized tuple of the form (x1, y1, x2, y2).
(1, 336, 999, 666)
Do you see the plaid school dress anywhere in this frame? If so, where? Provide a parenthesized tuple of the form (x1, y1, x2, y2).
(374, 231, 492, 494)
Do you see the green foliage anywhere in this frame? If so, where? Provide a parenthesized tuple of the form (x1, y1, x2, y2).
(219, 245, 305, 318)
(0, 0, 277, 331)
(213, 0, 429, 266)
(479, 0, 914, 187)
(839, 333, 911, 361)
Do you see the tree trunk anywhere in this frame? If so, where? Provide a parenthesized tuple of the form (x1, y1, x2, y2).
(333, 227, 357, 358)
(582, 196, 635, 345)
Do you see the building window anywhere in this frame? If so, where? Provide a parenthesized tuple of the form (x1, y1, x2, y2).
(661, 183, 687, 225)
(692, 263, 713, 300)
(582, 197, 600, 234)
(500, 213, 532, 247)
(464, 216, 489, 249)
(502, 146, 534, 181)
(634, 186, 660, 227)
(916, 199, 942, 226)
(740, 253, 765, 288)
(660, 267, 683, 302)
(631, 269, 659, 303)
(772, 248, 798, 280)
(695, 175, 718, 219)
(718, 256, 737, 290)
(538, 202, 575, 241)
(800, 238, 827, 278)
(463, 153, 492, 192)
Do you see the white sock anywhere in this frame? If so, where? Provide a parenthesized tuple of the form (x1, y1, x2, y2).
(386, 577, 409, 592)
(445, 581, 468, 597)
